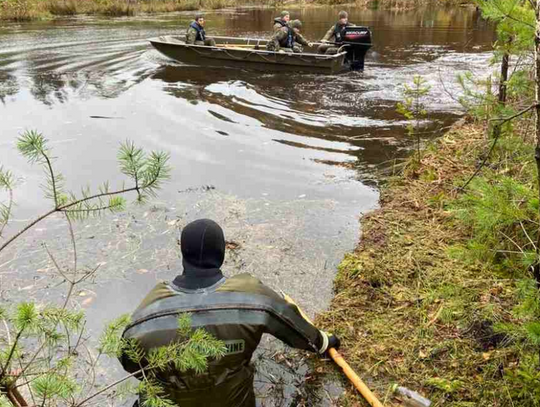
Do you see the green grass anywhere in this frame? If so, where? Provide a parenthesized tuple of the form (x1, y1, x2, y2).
(317, 122, 531, 406)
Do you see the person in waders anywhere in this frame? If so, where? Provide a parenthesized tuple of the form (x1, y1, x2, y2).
(273, 10, 290, 33)
(186, 13, 216, 47)
(120, 219, 340, 407)
(318, 10, 353, 55)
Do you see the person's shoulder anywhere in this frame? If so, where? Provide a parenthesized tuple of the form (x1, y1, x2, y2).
(217, 273, 281, 299)
(132, 281, 177, 315)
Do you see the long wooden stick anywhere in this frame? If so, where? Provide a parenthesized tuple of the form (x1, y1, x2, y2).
(282, 292, 384, 407)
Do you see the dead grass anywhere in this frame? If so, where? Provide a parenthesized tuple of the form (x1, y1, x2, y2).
(0, 0, 241, 20)
(0, 0, 474, 21)
(317, 121, 522, 406)
(311, 0, 474, 9)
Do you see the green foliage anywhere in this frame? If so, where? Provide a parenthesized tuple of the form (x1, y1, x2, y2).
(117, 313, 226, 405)
(98, 313, 132, 357)
(451, 175, 537, 270)
(505, 354, 540, 405)
(426, 377, 464, 393)
(0, 395, 10, 407)
(0, 165, 14, 235)
(460, 1, 534, 123)
(1, 301, 225, 406)
(0, 130, 180, 407)
(397, 75, 431, 167)
(1, 130, 170, 234)
(32, 372, 78, 402)
(476, 0, 534, 55)
(14, 301, 39, 331)
(118, 141, 171, 203)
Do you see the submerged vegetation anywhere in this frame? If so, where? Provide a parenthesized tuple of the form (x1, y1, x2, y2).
(320, 0, 540, 405)
(0, 132, 226, 406)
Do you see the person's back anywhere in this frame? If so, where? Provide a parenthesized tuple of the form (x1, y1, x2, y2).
(120, 219, 339, 407)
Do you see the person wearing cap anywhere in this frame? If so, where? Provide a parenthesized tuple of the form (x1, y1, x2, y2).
(267, 19, 313, 53)
(120, 219, 340, 407)
(273, 10, 290, 32)
(186, 13, 216, 46)
(318, 10, 353, 55)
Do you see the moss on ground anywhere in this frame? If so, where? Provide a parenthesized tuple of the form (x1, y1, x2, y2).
(318, 121, 524, 406)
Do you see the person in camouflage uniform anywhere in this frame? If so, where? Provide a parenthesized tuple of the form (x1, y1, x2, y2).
(186, 13, 216, 47)
(272, 10, 290, 33)
(267, 19, 313, 53)
(317, 10, 353, 55)
(120, 219, 341, 407)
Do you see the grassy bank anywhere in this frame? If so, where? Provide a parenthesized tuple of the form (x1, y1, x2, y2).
(312, 0, 473, 8)
(0, 0, 475, 21)
(318, 118, 538, 406)
(0, 0, 270, 21)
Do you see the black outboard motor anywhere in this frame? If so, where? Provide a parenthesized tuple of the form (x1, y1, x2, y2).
(342, 26, 372, 71)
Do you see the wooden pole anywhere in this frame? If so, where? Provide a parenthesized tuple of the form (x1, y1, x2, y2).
(281, 292, 384, 407)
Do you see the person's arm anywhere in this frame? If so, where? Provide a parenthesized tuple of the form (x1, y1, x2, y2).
(295, 33, 310, 47)
(257, 286, 336, 354)
(321, 26, 335, 42)
(186, 27, 197, 45)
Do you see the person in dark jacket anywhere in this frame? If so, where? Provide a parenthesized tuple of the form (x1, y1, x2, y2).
(120, 219, 340, 407)
(318, 10, 353, 54)
(267, 19, 313, 53)
(186, 13, 216, 46)
(273, 10, 290, 32)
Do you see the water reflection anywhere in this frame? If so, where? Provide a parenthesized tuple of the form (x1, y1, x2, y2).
(0, 72, 18, 104)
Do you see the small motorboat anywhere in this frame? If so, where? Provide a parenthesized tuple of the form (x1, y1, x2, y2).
(149, 26, 372, 74)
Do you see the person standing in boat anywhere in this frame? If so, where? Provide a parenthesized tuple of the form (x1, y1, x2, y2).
(317, 10, 353, 55)
(273, 10, 290, 32)
(186, 13, 216, 47)
(267, 19, 313, 53)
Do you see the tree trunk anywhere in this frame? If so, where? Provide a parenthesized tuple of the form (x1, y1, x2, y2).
(534, 1, 540, 289)
(498, 49, 510, 106)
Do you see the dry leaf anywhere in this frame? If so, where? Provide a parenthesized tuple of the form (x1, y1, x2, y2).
(81, 297, 94, 307)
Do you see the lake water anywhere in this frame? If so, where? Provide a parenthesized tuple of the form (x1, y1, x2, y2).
(0, 6, 495, 406)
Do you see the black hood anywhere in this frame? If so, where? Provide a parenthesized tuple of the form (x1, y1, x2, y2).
(173, 219, 226, 290)
(181, 219, 225, 269)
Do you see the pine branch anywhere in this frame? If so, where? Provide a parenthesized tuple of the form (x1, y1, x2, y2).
(459, 103, 540, 192)
(73, 368, 144, 407)
(0, 166, 15, 239)
(0, 329, 24, 378)
(0, 186, 135, 254)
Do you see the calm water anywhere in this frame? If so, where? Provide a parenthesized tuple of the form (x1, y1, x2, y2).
(0, 6, 494, 406)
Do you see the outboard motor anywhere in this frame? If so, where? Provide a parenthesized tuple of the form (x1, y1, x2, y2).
(342, 26, 372, 71)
